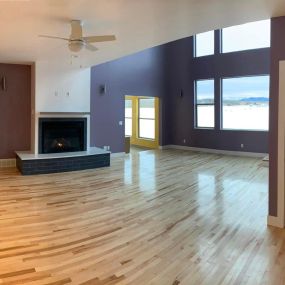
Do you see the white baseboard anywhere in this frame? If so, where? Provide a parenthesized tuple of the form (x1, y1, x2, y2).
(267, 215, 284, 228)
(0, 159, 16, 168)
(159, 145, 267, 158)
(111, 152, 126, 158)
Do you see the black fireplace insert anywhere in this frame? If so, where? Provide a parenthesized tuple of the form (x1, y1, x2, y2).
(38, 118, 87, 154)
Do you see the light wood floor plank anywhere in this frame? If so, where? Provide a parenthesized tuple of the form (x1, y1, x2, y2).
(0, 149, 284, 285)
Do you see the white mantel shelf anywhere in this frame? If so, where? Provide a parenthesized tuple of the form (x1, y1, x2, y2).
(38, 112, 90, 115)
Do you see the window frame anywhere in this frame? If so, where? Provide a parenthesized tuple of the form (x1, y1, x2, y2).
(194, 79, 215, 129)
(221, 74, 270, 132)
(138, 98, 156, 140)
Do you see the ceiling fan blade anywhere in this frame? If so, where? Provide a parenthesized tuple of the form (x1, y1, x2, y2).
(71, 20, 83, 39)
(83, 35, 116, 43)
(85, 43, 98, 52)
(39, 35, 69, 41)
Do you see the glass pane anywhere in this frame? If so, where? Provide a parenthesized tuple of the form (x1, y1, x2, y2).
(222, 19, 270, 53)
(195, 31, 214, 57)
(125, 100, 132, 118)
(139, 98, 155, 119)
(197, 105, 215, 128)
(139, 119, 155, 139)
(222, 76, 269, 130)
(196, 80, 214, 104)
(125, 118, 132, 136)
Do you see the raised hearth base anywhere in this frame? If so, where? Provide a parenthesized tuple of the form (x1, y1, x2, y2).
(16, 147, 110, 175)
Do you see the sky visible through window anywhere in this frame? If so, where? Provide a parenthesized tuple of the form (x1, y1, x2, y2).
(222, 20, 270, 53)
(222, 76, 270, 101)
(195, 31, 214, 57)
(195, 19, 270, 57)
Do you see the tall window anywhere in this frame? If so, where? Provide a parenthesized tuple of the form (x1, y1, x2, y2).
(195, 79, 215, 128)
(139, 98, 155, 139)
(222, 20, 270, 53)
(222, 76, 269, 130)
(125, 99, 132, 136)
(195, 31, 215, 57)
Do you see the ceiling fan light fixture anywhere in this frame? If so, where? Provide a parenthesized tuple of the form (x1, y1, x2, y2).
(68, 40, 85, 52)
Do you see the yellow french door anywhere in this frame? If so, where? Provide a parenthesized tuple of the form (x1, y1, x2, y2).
(125, 96, 159, 149)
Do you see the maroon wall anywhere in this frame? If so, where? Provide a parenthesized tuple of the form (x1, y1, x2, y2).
(0, 64, 31, 159)
(269, 16, 285, 216)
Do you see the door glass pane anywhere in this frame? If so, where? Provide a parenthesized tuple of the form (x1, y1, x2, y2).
(139, 119, 155, 139)
(139, 98, 155, 119)
(125, 118, 132, 136)
(125, 100, 132, 118)
(197, 105, 215, 128)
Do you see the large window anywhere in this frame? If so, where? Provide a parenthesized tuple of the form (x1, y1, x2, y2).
(139, 98, 155, 139)
(222, 76, 269, 131)
(222, 20, 270, 53)
(195, 31, 215, 57)
(125, 99, 132, 136)
(195, 79, 215, 128)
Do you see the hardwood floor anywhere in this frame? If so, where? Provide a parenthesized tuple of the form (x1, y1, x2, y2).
(0, 149, 284, 285)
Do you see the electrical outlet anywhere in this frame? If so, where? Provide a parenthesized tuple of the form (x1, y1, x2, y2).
(241, 144, 244, 149)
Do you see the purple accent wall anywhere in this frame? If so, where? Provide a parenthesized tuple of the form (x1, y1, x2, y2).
(269, 16, 285, 216)
(0, 64, 31, 159)
(91, 46, 169, 152)
(166, 34, 270, 153)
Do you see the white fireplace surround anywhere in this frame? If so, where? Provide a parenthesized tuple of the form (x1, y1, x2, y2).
(32, 112, 91, 155)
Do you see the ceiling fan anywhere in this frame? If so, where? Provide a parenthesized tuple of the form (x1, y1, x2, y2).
(39, 20, 116, 52)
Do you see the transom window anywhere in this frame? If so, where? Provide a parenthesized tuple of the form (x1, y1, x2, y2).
(195, 79, 215, 128)
(222, 19, 270, 53)
(195, 31, 215, 57)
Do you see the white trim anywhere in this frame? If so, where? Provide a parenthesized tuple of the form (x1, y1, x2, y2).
(267, 215, 284, 228)
(159, 145, 267, 158)
(0, 159, 16, 168)
(111, 152, 126, 158)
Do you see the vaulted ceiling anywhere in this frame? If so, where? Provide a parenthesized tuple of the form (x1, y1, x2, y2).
(0, 0, 284, 67)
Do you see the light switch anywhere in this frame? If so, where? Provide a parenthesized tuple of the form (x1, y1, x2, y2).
(119, 121, 123, 126)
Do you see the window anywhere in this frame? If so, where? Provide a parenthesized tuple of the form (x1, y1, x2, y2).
(222, 19, 270, 53)
(139, 98, 155, 139)
(222, 76, 269, 131)
(125, 99, 132, 136)
(195, 79, 215, 128)
(195, 31, 215, 57)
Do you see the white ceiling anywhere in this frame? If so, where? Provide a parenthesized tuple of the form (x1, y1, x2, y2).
(0, 0, 284, 68)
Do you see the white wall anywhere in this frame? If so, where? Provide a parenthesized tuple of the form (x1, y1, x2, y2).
(35, 60, 90, 113)
(30, 60, 91, 153)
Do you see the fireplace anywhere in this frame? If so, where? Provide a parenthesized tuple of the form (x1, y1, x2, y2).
(38, 118, 87, 154)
